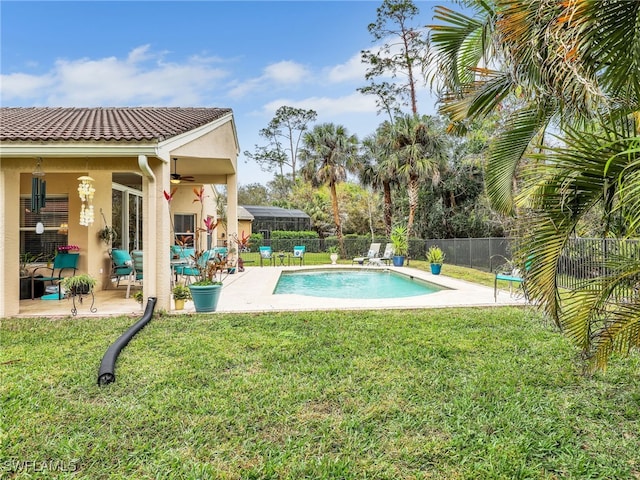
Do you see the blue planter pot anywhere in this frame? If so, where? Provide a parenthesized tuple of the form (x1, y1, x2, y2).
(188, 284, 222, 312)
(430, 264, 442, 275)
(392, 255, 405, 267)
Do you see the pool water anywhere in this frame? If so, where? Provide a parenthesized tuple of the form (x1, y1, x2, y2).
(274, 269, 443, 299)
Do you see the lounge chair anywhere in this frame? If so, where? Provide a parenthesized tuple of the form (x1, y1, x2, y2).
(374, 243, 394, 266)
(259, 246, 273, 267)
(292, 245, 306, 266)
(352, 243, 381, 265)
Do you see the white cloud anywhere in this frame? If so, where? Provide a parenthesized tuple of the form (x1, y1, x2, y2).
(227, 60, 311, 99)
(263, 60, 310, 84)
(263, 91, 377, 118)
(326, 52, 367, 83)
(0, 73, 56, 101)
(1, 46, 229, 107)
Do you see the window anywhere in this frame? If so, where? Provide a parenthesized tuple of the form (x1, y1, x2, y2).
(20, 195, 68, 258)
(174, 214, 195, 246)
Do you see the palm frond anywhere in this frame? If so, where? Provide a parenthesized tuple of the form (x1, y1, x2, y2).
(486, 102, 555, 215)
(431, 4, 493, 87)
(581, 1, 640, 108)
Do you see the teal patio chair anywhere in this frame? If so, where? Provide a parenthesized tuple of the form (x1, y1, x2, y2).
(128, 250, 144, 298)
(492, 254, 529, 302)
(259, 246, 273, 267)
(292, 245, 306, 266)
(178, 249, 218, 284)
(171, 246, 195, 281)
(109, 249, 134, 290)
(31, 252, 79, 299)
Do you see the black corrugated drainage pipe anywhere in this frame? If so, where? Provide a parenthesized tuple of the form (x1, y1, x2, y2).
(97, 297, 157, 386)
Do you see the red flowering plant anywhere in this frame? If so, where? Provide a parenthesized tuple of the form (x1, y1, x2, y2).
(57, 245, 80, 253)
(164, 187, 225, 285)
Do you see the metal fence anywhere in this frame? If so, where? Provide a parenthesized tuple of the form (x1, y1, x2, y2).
(557, 237, 639, 297)
(424, 236, 640, 296)
(249, 235, 639, 293)
(422, 237, 516, 272)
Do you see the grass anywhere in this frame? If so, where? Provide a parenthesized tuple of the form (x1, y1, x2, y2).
(2, 308, 639, 479)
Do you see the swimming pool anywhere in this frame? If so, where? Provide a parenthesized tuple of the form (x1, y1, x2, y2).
(273, 269, 444, 299)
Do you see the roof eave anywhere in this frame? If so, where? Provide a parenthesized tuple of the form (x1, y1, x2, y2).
(0, 140, 161, 158)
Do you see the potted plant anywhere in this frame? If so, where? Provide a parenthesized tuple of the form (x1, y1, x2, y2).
(165, 187, 224, 312)
(390, 225, 408, 267)
(172, 284, 191, 310)
(61, 273, 96, 296)
(98, 226, 117, 245)
(426, 245, 445, 275)
(98, 210, 118, 245)
(327, 246, 339, 265)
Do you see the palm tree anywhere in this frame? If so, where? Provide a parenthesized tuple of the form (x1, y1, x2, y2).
(384, 114, 447, 237)
(300, 123, 359, 257)
(360, 122, 398, 237)
(430, 0, 640, 370)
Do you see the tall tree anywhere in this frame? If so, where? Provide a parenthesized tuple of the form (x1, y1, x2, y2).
(359, 0, 430, 118)
(360, 122, 398, 237)
(237, 183, 270, 206)
(431, 0, 640, 370)
(385, 114, 447, 237)
(244, 106, 317, 181)
(300, 123, 359, 257)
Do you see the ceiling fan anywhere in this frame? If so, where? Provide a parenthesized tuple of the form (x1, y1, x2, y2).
(170, 158, 195, 184)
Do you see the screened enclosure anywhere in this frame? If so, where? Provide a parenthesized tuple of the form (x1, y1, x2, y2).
(242, 205, 311, 239)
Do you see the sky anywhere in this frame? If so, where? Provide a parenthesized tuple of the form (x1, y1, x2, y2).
(1, 1, 447, 186)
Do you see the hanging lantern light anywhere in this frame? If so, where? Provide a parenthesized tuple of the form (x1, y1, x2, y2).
(77, 176, 95, 226)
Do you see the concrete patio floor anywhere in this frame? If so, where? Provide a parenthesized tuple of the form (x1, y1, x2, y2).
(14, 264, 526, 318)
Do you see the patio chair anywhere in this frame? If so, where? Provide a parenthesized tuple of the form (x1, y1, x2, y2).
(171, 246, 195, 283)
(259, 246, 274, 267)
(371, 243, 394, 266)
(177, 249, 219, 285)
(31, 252, 79, 299)
(292, 245, 306, 266)
(109, 249, 134, 290)
(215, 247, 228, 260)
(352, 243, 381, 265)
(491, 254, 527, 301)
(128, 250, 144, 298)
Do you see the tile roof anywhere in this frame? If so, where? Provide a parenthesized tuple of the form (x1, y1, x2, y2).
(0, 107, 233, 142)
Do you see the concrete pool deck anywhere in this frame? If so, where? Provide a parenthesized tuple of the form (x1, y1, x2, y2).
(15, 264, 526, 318)
(214, 264, 526, 313)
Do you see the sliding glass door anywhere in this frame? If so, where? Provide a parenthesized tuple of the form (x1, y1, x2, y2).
(112, 184, 143, 252)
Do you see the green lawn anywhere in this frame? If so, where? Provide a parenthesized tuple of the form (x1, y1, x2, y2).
(2, 307, 639, 479)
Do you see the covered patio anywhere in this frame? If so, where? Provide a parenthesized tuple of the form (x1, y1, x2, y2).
(0, 107, 240, 317)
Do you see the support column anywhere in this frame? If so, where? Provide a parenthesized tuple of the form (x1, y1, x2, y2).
(0, 168, 21, 316)
(226, 173, 238, 241)
(138, 155, 171, 312)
